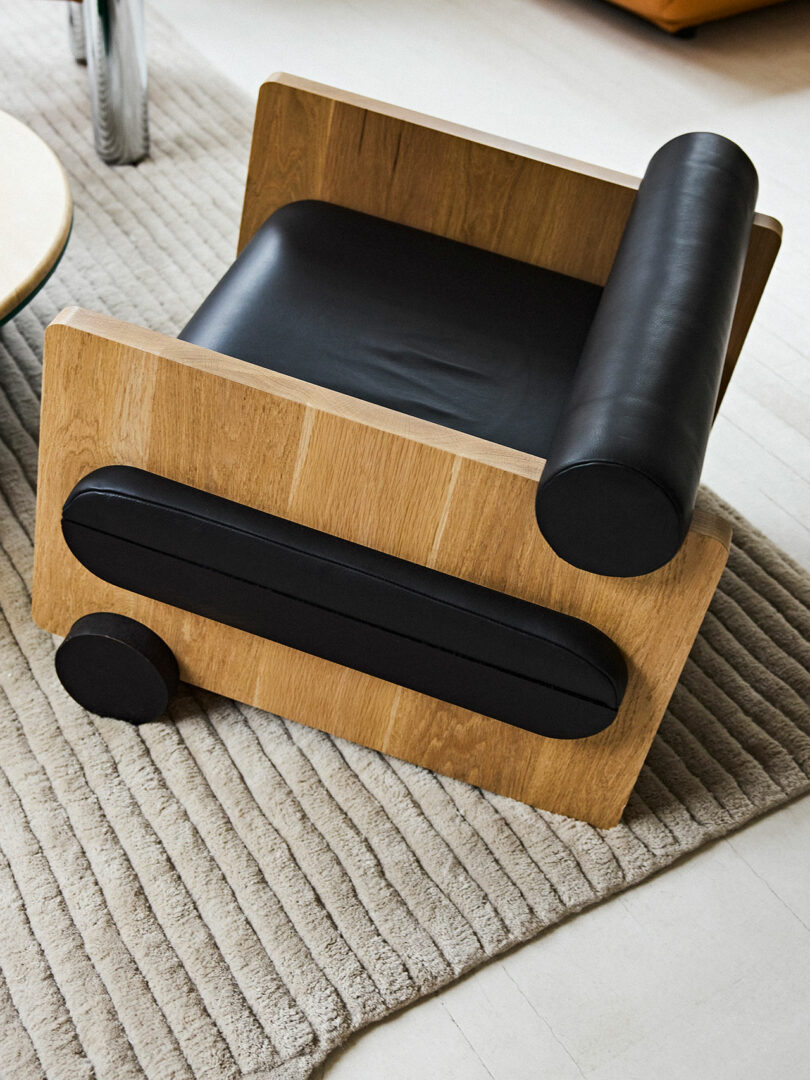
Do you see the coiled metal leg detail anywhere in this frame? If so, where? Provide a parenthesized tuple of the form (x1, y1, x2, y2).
(67, 1, 86, 63)
(83, 0, 149, 165)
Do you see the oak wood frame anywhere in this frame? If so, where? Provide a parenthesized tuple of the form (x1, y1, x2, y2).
(32, 75, 780, 827)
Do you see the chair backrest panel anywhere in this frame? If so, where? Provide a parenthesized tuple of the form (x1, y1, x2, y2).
(239, 74, 781, 409)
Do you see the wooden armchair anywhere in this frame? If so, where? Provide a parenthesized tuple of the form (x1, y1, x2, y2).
(32, 75, 781, 827)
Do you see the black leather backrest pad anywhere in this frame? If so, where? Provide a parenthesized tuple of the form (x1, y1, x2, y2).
(179, 199, 603, 459)
(536, 132, 758, 577)
(63, 466, 627, 739)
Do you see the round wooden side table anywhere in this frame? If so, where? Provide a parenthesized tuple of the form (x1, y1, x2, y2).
(0, 109, 72, 324)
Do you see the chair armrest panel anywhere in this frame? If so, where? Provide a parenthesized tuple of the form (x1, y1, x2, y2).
(535, 132, 757, 577)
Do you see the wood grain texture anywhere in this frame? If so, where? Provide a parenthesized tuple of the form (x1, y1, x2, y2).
(0, 109, 72, 322)
(32, 310, 731, 827)
(238, 74, 780, 409)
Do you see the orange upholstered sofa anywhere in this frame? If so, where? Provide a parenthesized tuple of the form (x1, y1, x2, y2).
(608, 0, 787, 32)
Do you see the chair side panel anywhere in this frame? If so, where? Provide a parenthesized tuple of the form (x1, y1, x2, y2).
(34, 313, 729, 827)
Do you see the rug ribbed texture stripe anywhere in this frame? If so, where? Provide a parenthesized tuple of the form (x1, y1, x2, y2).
(1, 5, 809, 1078)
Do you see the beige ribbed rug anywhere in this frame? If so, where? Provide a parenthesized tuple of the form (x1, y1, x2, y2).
(2, 5, 809, 1079)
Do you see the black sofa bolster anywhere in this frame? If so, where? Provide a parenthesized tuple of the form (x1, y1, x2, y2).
(62, 466, 627, 740)
(535, 132, 758, 577)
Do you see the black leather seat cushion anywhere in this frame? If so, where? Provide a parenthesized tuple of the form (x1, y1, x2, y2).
(180, 200, 603, 459)
(62, 467, 627, 739)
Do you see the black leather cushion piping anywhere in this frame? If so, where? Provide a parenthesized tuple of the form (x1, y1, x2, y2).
(535, 132, 758, 577)
(179, 199, 603, 459)
(62, 466, 628, 740)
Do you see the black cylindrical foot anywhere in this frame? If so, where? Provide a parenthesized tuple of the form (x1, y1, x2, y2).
(55, 612, 178, 724)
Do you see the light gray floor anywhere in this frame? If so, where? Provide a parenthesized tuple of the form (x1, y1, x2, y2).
(155, 1, 810, 1075)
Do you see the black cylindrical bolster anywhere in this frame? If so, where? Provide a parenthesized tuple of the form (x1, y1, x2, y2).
(535, 132, 758, 577)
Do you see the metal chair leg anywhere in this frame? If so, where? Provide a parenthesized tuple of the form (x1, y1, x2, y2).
(67, 1, 86, 63)
(82, 0, 149, 165)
